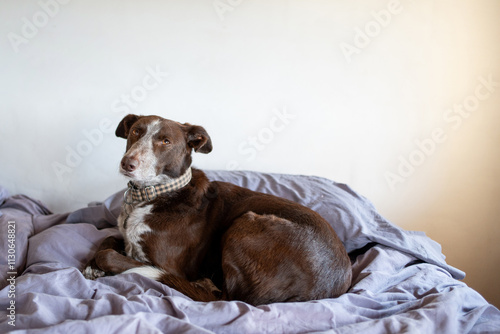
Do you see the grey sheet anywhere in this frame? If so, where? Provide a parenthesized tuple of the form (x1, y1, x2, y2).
(0, 170, 499, 333)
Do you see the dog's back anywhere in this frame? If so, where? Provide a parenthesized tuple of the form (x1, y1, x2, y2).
(213, 179, 352, 305)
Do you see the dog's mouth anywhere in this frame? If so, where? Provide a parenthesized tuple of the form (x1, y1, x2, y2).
(119, 164, 163, 185)
(119, 164, 141, 180)
(120, 169, 134, 178)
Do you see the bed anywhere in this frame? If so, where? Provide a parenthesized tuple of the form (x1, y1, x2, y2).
(1, 170, 499, 333)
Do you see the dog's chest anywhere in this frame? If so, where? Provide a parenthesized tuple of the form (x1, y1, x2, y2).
(118, 203, 153, 263)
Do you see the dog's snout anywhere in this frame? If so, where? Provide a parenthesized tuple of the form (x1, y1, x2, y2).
(121, 156, 139, 172)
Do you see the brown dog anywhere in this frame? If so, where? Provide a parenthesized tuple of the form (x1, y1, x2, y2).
(83, 114, 352, 305)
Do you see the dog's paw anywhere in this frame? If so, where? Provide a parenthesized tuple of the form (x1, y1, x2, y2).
(194, 278, 221, 296)
(82, 266, 106, 280)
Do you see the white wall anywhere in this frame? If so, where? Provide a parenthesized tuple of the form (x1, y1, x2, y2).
(1, 0, 499, 307)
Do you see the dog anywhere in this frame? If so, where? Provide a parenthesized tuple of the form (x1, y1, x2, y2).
(83, 114, 352, 305)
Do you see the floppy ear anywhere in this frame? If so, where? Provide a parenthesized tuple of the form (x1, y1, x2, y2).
(184, 124, 213, 154)
(116, 114, 140, 139)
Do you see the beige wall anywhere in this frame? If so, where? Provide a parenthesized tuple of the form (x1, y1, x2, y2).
(1, 0, 499, 307)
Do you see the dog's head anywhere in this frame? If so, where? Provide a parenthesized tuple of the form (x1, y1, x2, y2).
(115, 114, 212, 184)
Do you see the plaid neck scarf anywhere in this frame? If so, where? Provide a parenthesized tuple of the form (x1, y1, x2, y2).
(125, 168, 192, 203)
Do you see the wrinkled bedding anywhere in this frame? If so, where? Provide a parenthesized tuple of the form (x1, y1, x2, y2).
(0, 170, 499, 333)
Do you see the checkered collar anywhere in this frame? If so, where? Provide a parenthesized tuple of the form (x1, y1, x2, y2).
(124, 168, 192, 204)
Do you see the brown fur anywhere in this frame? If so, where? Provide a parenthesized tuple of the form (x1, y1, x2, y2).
(84, 114, 352, 305)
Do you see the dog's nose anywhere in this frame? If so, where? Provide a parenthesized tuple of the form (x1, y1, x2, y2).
(121, 157, 139, 172)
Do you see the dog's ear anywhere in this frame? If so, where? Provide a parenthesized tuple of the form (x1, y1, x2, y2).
(116, 114, 140, 139)
(184, 124, 213, 154)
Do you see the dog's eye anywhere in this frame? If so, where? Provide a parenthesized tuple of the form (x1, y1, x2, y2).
(162, 139, 170, 145)
(131, 129, 140, 136)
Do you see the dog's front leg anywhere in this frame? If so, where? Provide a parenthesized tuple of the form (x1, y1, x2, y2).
(85, 247, 222, 302)
(82, 236, 130, 279)
(92, 251, 222, 302)
(95, 248, 145, 273)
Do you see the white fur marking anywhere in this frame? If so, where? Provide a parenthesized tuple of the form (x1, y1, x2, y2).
(119, 204, 153, 262)
(123, 266, 165, 280)
(124, 119, 173, 184)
